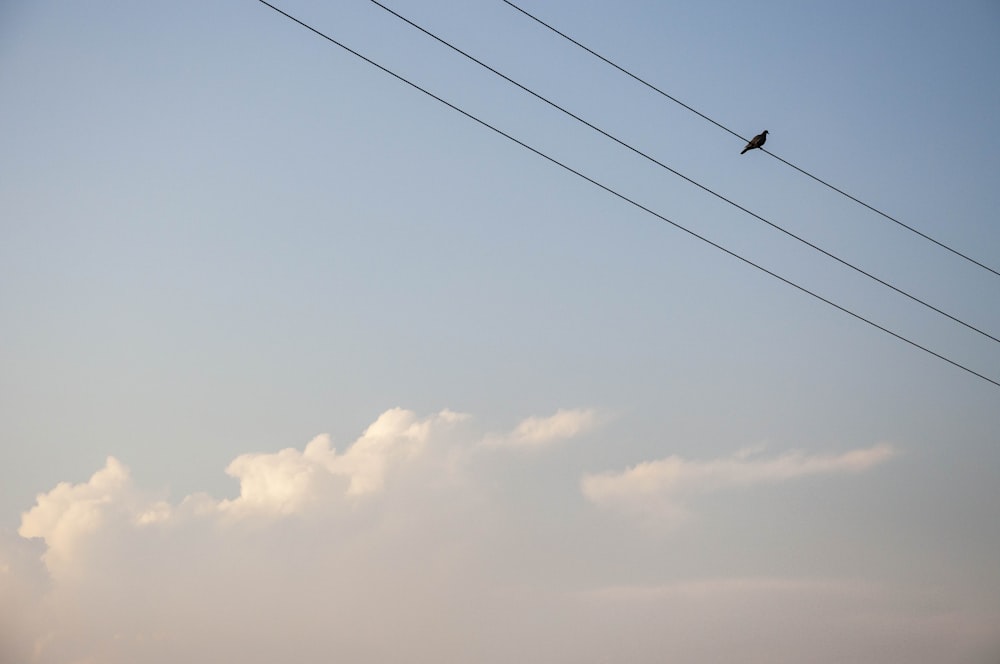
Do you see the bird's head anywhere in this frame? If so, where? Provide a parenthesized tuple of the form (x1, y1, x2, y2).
(762, 130, 769, 135)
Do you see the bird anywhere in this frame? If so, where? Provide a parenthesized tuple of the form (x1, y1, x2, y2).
(741, 130, 768, 154)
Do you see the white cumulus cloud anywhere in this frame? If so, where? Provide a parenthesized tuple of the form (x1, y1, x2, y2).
(18, 457, 140, 579)
(17, 409, 470, 578)
(218, 407, 467, 517)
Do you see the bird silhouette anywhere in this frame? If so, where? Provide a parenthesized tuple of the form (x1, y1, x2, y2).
(741, 130, 768, 154)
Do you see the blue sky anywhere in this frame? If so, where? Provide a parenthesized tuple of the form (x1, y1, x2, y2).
(2, 1, 999, 662)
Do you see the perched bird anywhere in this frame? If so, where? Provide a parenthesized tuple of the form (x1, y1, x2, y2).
(741, 130, 768, 154)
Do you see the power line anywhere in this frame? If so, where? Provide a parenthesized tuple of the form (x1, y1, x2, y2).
(254, 0, 1000, 390)
(366, 0, 999, 346)
(500, 0, 1000, 280)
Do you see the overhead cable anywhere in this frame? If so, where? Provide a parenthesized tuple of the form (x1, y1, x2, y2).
(500, 0, 1000, 280)
(255, 0, 1000, 390)
(366, 0, 999, 346)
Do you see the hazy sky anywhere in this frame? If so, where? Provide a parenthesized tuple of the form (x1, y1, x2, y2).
(2, 1, 999, 662)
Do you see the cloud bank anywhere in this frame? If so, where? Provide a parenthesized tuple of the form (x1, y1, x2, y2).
(6, 410, 989, 664)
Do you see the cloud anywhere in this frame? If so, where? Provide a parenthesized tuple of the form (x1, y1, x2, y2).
(218, 408, 468, 517)
(17, 409, 469, 577)
(483, 408, 599, 448)
(581, 443, 895, 525)
(17, 457, 143, 579)
(9, 408, 485, 662)
(11, 414, 992, 664)
(0, 530, 48, 664)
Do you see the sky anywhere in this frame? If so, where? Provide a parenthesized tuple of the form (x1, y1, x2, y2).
(2, 0, 999, 662)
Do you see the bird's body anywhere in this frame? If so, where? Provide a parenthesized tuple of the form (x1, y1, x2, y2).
(741, 130, 768, 154)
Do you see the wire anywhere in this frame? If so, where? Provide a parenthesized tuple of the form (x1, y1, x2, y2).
(366, 0, 999, 345)
(254, 0, 1000, 390)
(500, 0, 1000, 280)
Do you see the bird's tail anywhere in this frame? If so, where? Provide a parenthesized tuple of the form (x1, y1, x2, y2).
(740, 146, 749, 154)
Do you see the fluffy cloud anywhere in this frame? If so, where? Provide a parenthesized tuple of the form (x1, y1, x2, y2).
(17, 409, 471, 578)
(218, 408, 468, 517)
(18, 406, 599, 580)
(7, 409, 484, 663)
(18, 457, 144, 579)
(483, 408, 599, 448)
(581, 443, 896, 525)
